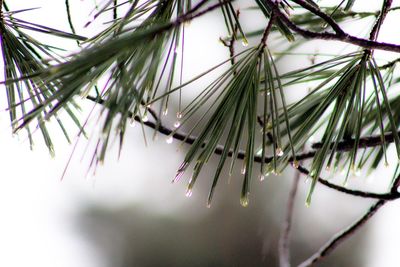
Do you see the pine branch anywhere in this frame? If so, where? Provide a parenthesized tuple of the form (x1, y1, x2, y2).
(297, 199, 386, 267)
(264, 0, 400, 53)
(297, 158, 399, 267)
(289, 0, 346, 35)
(369, 0, 392, 42)
(295, 164, 400, 200)
(85, 95, 400, 201)
(65, 0, 76, 35)
(279, 167, 300, 267)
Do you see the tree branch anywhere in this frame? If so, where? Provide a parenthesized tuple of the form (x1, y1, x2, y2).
(264, 0, 400, 53)
(295, 164, 400, 200)
(297, 199, 386, 267)
(65, 0, 76, 35)
(311, 131, 396, 151)
(289, 0, 345, 35)
(369, 0, 392, 41)
(279, 166, 300, 267)
(297, 169, 400, 267)
(86, 96, 400, 200)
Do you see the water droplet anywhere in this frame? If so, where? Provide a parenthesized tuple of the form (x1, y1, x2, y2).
(177, 112, 183, 119)
(272, 170, 281, 176)
(166, 136, 173, 144)
(241, 38, 249, 47)
(185, 189, 193, 198)
(241, 166, 246, 175)
(174, 121, 181, 128)
(173, 171, 184, 183)
(397, 186, 400, 193)
(206, 202, 211, 208)
(325, 165, 331, 171)
(129, 118, 136, 127)
(292, 160, 299, 169)
(259, 174, 265, 181)
(146, 103, 152, 108)
(276, 148, 283, 157)
(162, 108, 168, 116)
(141, 114, 149, 122)
(267, 91, 271, 96)
(240, 195, 249, 207)
(305, 177, 311, 184)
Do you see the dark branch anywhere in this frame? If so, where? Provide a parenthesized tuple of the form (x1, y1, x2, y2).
(369, 0, 392, 41)
(86, 96, 400, 200)
(260, 12, 276, 46)
(264, 0, 400, 53)
(297, 170, 400, 266)
(65, 0, 76, 35)
(295, 164, 400, 200)
(289, 0, 345, 35)
(311, 131, 396, 151)
(279, 168, 300, 267)
(297, 199, 386, 267)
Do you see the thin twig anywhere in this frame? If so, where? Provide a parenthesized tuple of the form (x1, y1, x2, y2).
(369, 0, 392, 41)
(260, 12, 276, 46)
(113, 0, 117, 20)
(279, 169, 300, 267)
(297, 199, 386, 267)
(380, 57, 400, 69)
(297, 170, 400, 267)
(0, 0, 4, 26)
(85, 96, 400, 201)
(311, 131, 397, 151)
(289, 0, 345, 35)
(263, 0, 400, 53)
(295, 164, 400, 200)
(65, 0, 76, 35)
(220, 10, 240, 74)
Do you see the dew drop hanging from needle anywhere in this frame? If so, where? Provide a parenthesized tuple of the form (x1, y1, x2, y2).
(141, 114, 149, 122)
(174, 121, 181, 128)
(185, 188, 193, 198)
(166, 136, 173, 144)
(129, 118, 136, 127)
(276, 147, 284, 157)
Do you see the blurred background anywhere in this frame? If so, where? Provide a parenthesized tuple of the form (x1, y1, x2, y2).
(1, 1, 400, 266)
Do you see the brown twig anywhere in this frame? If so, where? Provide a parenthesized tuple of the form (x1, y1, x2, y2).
(297, 199, 386, 267)
(260, 12, 276, 47)
(295, 164, 400, 200)
(86, 95, 400, 201)
(220, 9, 240, 74)
(289, 0, 345, 35)
(263, 0, 400, 53)
(279, 167, 300, 267)
(369, 0, 393, 42)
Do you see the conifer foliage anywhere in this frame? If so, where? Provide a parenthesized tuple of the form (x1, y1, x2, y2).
(2, 0, 400, 265)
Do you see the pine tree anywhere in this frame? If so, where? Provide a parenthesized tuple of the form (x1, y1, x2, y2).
(1, 0, 400, 266)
